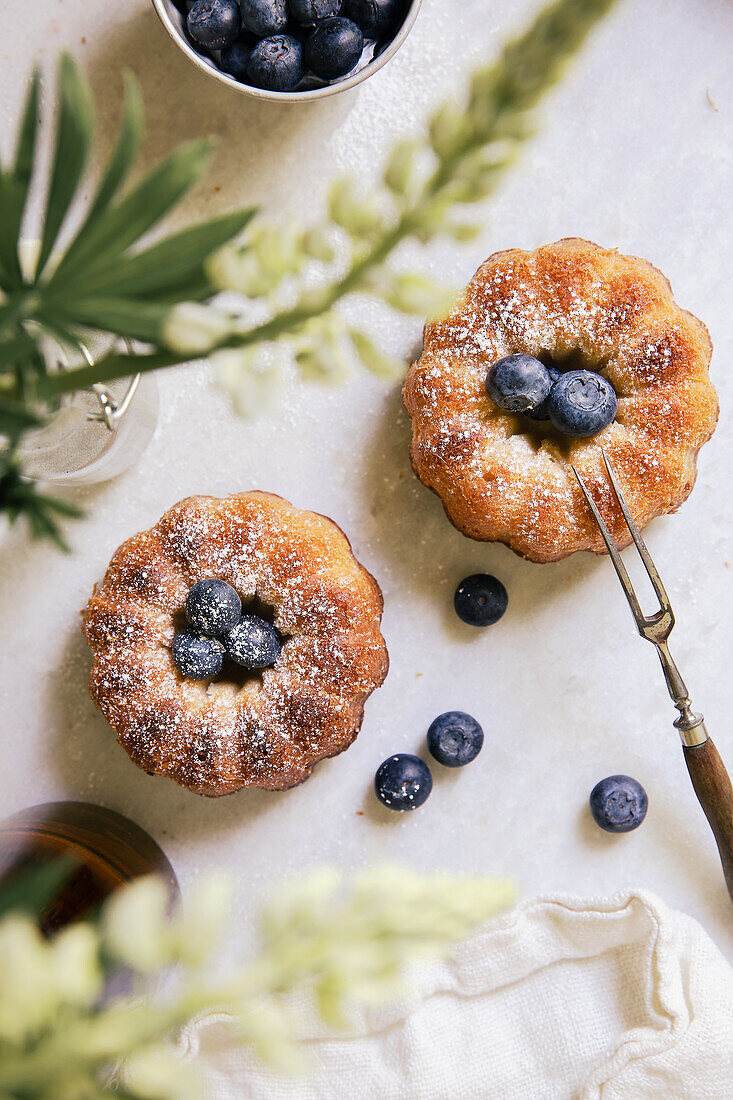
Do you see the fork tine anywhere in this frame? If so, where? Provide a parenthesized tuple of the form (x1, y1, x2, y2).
(600, 450, 672, 614)
(572, 464, 646, 627)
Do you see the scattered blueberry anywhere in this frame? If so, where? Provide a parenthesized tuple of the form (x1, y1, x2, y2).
(172, 630, 224, 680)
(548, 369, 617, 438)
(305, 16, 364, 79)
(375, 754, 433, 811)
(223, 614, 281, 669)
(240, 0, 288, 37)
(589, 775, 648, 833)
(187, 0, 242, 49)
(427, 711, 484, 768)
(454, 574, 508, 627)
(290, 0, 342, 25)
(485, 353, 552, 415)
(527, 365, 562, 421)
(248, 34, 305, 90)
(343, 0, 401, 36)
(185, 579, 242, 637)
(220, 35, 257, 80)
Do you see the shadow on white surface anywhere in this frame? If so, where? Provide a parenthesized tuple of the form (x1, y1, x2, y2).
(84, 5, 358, 221)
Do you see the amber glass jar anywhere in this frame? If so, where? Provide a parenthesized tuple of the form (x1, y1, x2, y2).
(0, 801, 178, 933)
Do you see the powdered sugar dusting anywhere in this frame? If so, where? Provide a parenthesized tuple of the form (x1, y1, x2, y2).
(403, 239, 717, 561)
(83, 492, 388, 796)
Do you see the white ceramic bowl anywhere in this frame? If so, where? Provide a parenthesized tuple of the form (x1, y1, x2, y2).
(151, 0, 423, 102)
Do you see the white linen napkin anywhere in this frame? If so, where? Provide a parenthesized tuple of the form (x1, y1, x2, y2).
(179, 889, 733, 1098)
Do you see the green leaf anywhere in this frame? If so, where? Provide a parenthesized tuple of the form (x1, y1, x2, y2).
(0, 855, 77, 920)
(46, 138, 215, 290)
(0, 331, 35, 369)
(0, 397, 41, 436)
(0, 70, 40, 289)
(46, 71, 144, 288)
(146, 271, 217, 305)
(6, 345, 49, 407)
(58, 208, 254, 300)
(42, 296, 169, 343)
(0, 457, 82, 550)
(47, 346, 185, 397)
(13, 69, 41, 190)
(35, 54, 95, 279)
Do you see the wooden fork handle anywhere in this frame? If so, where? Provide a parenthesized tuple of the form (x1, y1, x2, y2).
(683, 737, 733, 904)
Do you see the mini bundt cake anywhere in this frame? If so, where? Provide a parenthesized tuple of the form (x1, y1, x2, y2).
(83, 492, 388, 796)
(403, 238, 718, 563)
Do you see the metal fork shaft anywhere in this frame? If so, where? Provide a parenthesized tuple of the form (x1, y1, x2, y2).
(655, 642, 708, 747)
(574, 457, 733, 903)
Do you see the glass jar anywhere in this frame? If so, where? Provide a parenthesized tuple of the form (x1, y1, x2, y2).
(16, 338, 158, 486)
(0, 801, 178, 934)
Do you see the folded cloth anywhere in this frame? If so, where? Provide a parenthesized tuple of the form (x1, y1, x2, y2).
(179, 890, 733, 1099)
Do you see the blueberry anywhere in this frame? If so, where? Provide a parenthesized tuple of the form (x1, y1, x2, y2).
(290, 0, 342, 25)
(454, 574, 508, 627)
(375, 754, 432, 811)
(589, 775, 648, 833)
(220, 35, 256, 80)
(485, 353, 552, 415)
(247, 34, 305, 90)
(527, 365, 562, 422)
(305, 17, 364, 79)
(240, 0, 288, 36)
(185, 579, 242, 637)
(187, 0, 242, 49)
(172, 631, 224, 680)
(343, 0, 401, 36)
(222, 614, 281, 669)
(548, 369, 617, 438)
(427, 711, 484, 767)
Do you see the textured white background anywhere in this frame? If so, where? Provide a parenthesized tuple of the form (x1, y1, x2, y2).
(2, 0, 733, 963)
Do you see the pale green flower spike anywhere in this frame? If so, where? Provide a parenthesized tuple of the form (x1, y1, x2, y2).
(1, 0, 615, 544)
(214, 347, 284, 417)
(174, 872, 233, 968)
(349, 330, 405, 379)
(101, 875, 171, 973)
(123, 1046, 203, 1100)
(0, 868, 515, 1098)
(383, 140, 420, 201)
(161, 301, 235, 355)
(386, 274, 456, 318)
(154, 0, 615, 402)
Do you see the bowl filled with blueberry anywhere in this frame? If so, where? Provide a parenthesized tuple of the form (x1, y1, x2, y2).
(153, 0, 422, 100)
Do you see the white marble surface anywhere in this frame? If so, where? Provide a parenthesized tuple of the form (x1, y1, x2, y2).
(3, 0, 733, 967)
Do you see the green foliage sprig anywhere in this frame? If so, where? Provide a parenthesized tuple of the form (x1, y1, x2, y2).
(0, 0, 615, 546)
(0, 867, 515, 1099)
(0, 56, 253, 544)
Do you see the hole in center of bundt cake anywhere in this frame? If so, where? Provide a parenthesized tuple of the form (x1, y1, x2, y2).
(171, 593, 289, 693)
(502, 348, 615, 454)
(536, 347, 608, 375)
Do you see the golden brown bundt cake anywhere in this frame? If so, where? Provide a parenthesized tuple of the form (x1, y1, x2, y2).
(403, 238, 718, 563)
(83, 492, 388, 796)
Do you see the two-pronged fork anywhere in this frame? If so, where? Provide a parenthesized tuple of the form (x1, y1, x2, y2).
(573, 452, 733, 904)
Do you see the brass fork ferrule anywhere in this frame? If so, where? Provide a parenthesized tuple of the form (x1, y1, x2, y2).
(675, 713, 709, 748)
